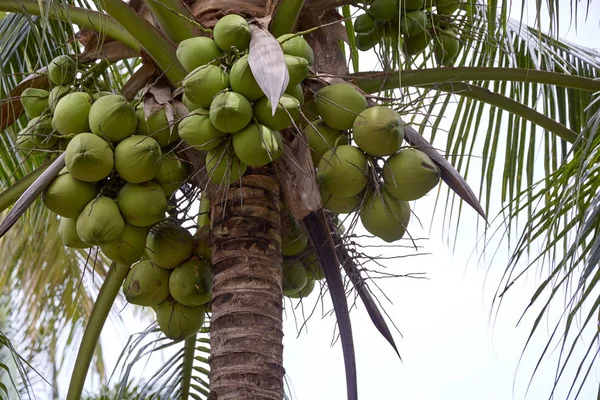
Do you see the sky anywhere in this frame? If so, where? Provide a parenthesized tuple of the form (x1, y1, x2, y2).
(51, 1, 600, 399)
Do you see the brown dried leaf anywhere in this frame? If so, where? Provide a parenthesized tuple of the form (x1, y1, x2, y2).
(1, 70, 48, 133)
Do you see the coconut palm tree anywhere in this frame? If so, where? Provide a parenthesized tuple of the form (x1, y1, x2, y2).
(0, 0, 598, 399)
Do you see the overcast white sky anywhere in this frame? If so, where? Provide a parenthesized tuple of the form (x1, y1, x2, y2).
(54, 1, 600, 399)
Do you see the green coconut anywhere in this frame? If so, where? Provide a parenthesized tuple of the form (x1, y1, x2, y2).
(182, 64, 230, 109)
(383, 148, 440, 200)
(320, 187, 362, 214)
(355, 32, 380, 52)
(182, 94, 202, 112)
(65, 133, 114, 182)
(433, 28, 460, 66)
(101, 224, 148, 265)
(43, 170, 99, 218)
(282, 262, 308, 296)
(116, 182, 167, 227)
(304, 119, 348, 166)
(213, 14, 251, 52)
(285, 84, 304, 105)
(209, 91, 252, 133)
(58, 217, 89, 248)
(155, 154, 190, 197)
(92, 91, 113, 101)
(77, 196, 125, 245)
(122, 260, 171, 306)
(169, 258, 213, 306)
(278, 34, 315, 66)
(253, 94, 300, 131)
(115, 135, 162, 183)
(302, 252, 325, 281)
(354, 14, 376, 34)
(48, 55, 76, 85)
(146, 221, 195, 269)
(178, 108, 228, 151)
(23, 116, 56, 148)
(15, 131, 44, 157)
(229, 55, 264, 101)
(285, 55, 310, 89)
(89, 95, 137, 142)
(281, 212, 308, 256)
(404, 32, 432, 56)
(194, 225, 212, 262)
(136, 105, 180, 147)
(368, 0, 399, 21)
(314, 83, 368, 130)
(360, 189, 411, 242)
(176, 37, 223, 71)
(48, 86, 70, 111)
(403, 0, 425, 10)
(400, 10, 427, 37)
(287, 278, 316, 299)
(301, 99, 320, 122)
(353, 106, 405, 156)
(52, 92, 92, 135)
(436, 0, 460, 14)
(20, 88, 49, 118)
(316, 145, 368, 198)
(233, 123, 283, 167)
(205, 145, 247, 185)
(155, 297, 206, 340)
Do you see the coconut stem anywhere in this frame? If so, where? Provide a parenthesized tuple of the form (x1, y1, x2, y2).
(269, 0, 305, 38)
(143, 0, 206, 43)
(180, 334, 197, 400)
(66, 262, 129, 400)
(0, 160, 52, 213)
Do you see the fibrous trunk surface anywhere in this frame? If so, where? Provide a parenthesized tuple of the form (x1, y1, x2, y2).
(209, 167, 284, 400)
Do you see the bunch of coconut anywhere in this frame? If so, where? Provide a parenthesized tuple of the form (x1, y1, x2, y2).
(175, 14, 313, 186)
(304, 81, 441, 243)
(352, 0, 461, 65)
(119, 219, 213, 340)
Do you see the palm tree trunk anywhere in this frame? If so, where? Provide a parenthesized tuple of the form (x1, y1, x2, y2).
(209, 166, 284, 400)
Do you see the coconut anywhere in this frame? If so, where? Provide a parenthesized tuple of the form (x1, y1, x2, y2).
(353, 106, 405, 156)
(178, 108, 228, 151)
(155, 297, 206, 340)
(48, 55, 76, 85)
(92, 91, 113, 101)
(282, 262, 308, 296)
(213, 14, 251, 52)
(176, 37, 223, 71)
(209, 91, 252, 133)
(316, 145, 368, 198)
(116, 182, 167, 227)
(169, 258, 213, 306)
(355, 32, 380, 52)
(285, 55, 310, 89)
(65, 133, 114, 182)
(16, 132, 45, 157)
(405, 0, 425, 10)
(314, 83, 368, 130)
(23, 116, 56, 148)
(205, 145, 247, 186)
(302, 252, 325, 281)
(304, 119, 348, 166)
(281, 212, 308, 256)
(436, 0, 460, 14)
(58, 218, 89, 248)
(76, 196, 125, 245)
(182, 94, 202, 112)
(101, 224, 148, 265)
(400, 10, 427, 37)
(233, 123, 283, 167)
(43, 170, 99, 218)
(88, 94, 137, 142)
(52, 92, 92, 135)
(114, 135, 162, 183)
(320, 187, 362, 214)
(136, 105, 180, 147)
(182, 64, 229, 109)
(146, 221, 195, 269)
(20, 88, 49, 118)
(287, 278, 316, 299)
(155, 153, 190, 197)
(285, 84, 304, 105)
(404, 32, 431, 56)
(122, 260, 171, 306)
(253, 94, 300, 131)
(229, 55, 264, 102)
(433, 28, 460, 66)
(383, 148, 440, 200)
(194, 225, 212, 262)
(278, 34, 315, 66)
(48, 86, 70, 111)
(354, 14, 376, 34)
(360, 189, 411, 242)
(367, 0, 399, 21)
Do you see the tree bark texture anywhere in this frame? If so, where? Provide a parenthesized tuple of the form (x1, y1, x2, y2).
(209, 167, 284, 400)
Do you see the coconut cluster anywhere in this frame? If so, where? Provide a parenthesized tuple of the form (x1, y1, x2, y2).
(353, 0, 461, 65)
(177, 17, 313, 186)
